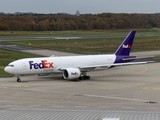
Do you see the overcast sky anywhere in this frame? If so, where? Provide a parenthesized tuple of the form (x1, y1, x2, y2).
(0, 0, 159, 14)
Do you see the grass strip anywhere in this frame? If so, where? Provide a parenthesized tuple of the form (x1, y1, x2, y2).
(5, 36, 160, 54)
(0, 28, 160, 38)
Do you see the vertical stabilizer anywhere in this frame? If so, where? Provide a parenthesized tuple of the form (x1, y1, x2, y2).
(115, 31, 136, 56)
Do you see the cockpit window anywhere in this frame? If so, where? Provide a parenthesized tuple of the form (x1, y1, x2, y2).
(7, 65, 14, 67)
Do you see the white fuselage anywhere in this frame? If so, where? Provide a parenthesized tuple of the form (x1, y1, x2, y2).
(5, 54, 116, 75)
(4, 31, 150, 82)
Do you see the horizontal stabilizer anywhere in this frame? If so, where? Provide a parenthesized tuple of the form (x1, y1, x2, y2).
(123, 56, 155, 61)
(111, 61, 155, 66)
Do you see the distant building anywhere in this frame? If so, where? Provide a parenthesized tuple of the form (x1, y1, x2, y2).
(76, 10, 80, 16)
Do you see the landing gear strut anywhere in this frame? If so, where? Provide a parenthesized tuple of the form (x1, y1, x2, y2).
(79, 72, 91, 80)
(16, 76, 21, 82)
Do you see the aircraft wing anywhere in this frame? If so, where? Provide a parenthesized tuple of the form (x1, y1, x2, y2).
(58, 61, 154, 71)
(79, 61, 154, 70)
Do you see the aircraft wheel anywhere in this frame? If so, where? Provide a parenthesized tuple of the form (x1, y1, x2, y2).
(84, 76, 88, 79)
(84, 76, 90, 80)
(79, 76, 90, 80)
(87, 76, 90, 80)
(79, 76, 84, 80)
(17, 79, 21, 82)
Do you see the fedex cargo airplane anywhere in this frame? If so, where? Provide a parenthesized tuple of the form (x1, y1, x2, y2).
(4, 31, 152, 82)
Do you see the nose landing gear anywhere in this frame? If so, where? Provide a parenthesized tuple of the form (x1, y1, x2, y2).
(16, 75, 21, 82)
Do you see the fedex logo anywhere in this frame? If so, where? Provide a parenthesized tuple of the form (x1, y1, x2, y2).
(29, 60, 54, 69)
(122, 44, 131, 48)
(71, 72, 79, 75)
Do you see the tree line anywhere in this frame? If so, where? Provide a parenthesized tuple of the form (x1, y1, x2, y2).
(0, 13, 160, 31)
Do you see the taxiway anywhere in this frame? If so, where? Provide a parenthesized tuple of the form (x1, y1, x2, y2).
(1, 40, 160, 119)
(0, 50, 160, 112)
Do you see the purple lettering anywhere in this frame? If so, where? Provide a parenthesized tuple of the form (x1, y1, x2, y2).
(29, 60, 54, 69)
(39, 62, 44, 69)
(29, 61, 34, 69)
(71, 72, 78, 75)
(34, 63, 39, 69)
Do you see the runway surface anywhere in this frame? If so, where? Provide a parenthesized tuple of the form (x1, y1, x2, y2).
(1, 61, 160, 111)
(1, 60, 160, 119)
(1, 37, 160, 119)
(0, 42, 80, 56)
(0, 33, 160, 41)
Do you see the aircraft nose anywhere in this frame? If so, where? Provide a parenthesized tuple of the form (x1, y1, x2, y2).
(4, 66, 9, 73)
(4, 66, 14, 74)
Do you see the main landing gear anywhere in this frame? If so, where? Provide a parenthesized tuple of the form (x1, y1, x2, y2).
(79, 72, 90, 80)
(79, 75, 90, 80)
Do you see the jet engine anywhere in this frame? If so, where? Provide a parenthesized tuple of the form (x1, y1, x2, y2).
(62, 68, 81, 79)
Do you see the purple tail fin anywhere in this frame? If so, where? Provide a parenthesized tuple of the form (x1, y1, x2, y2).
(115, 31, 136, 56)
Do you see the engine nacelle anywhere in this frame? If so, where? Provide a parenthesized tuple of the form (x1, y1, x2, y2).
(62, 68, 81, 79)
